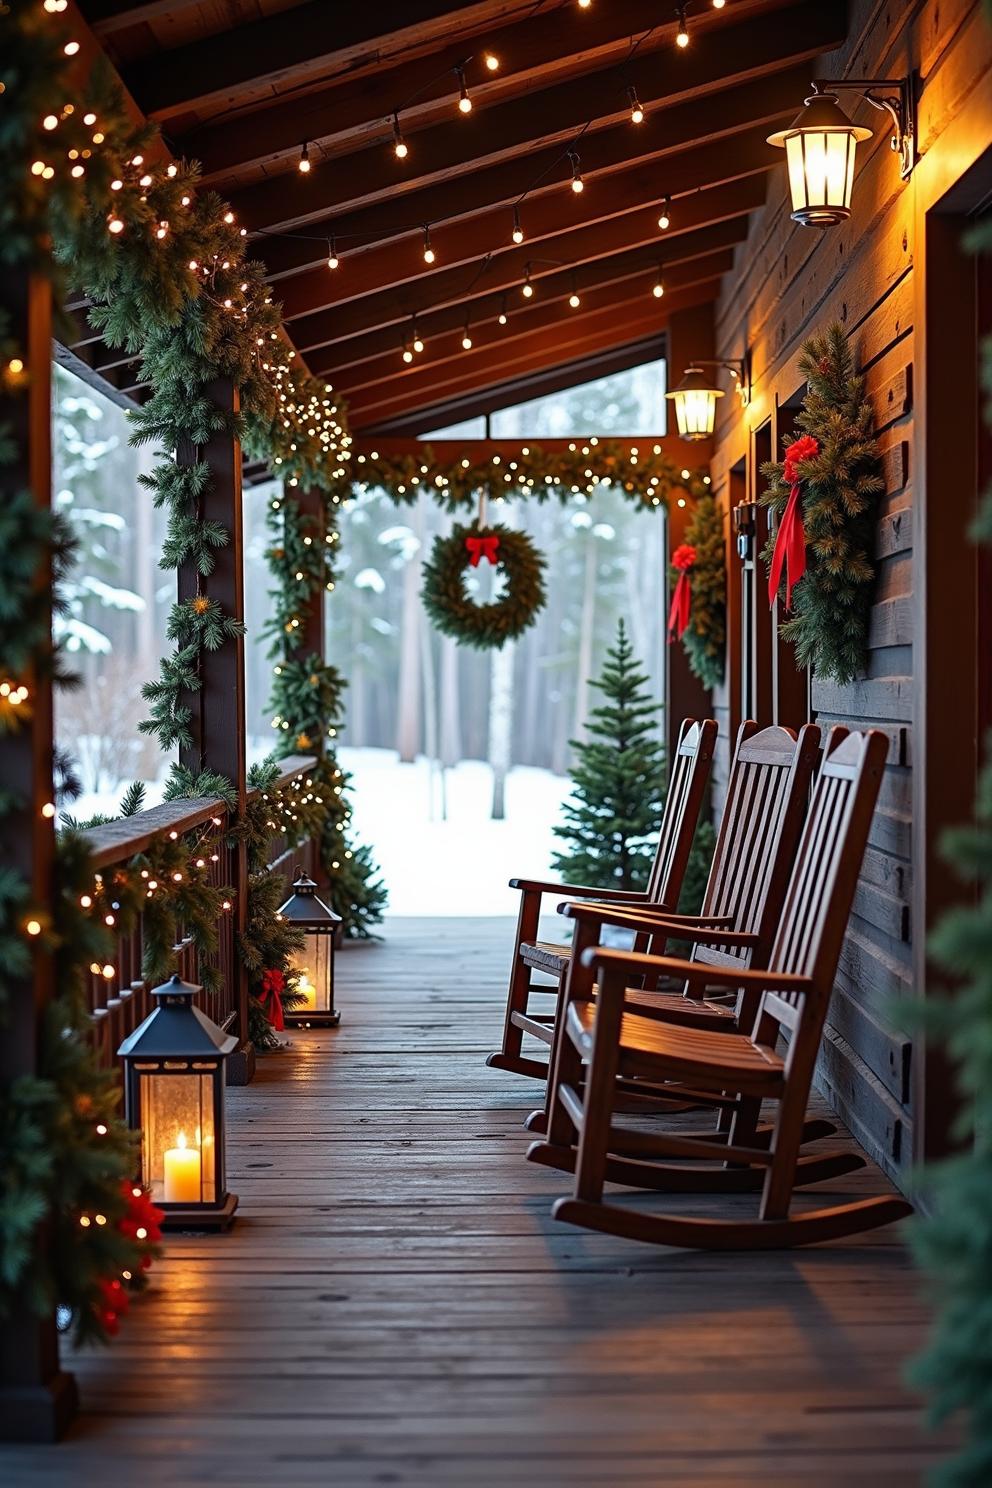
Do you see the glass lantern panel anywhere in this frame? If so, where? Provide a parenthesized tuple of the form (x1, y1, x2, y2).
(139, 1071, 217, 1205)
(823, 131, 853, 208)
(289, 930, 333, 1014)
(785, 133, 809, 211)
(676, 389, 716, 439)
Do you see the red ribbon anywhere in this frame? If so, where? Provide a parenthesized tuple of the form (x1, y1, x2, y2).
(768, 434, 819, 611)
(260, 968, 286, 1031)
(465, 534, 500, 567)
(667, 543, 696, 641)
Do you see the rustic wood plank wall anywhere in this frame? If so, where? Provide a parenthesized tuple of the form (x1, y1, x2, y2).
(707, 0, 992, 1184)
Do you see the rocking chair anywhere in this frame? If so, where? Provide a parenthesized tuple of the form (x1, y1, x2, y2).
(486, 716, 716, 1081)
(522, 721, 824, 1135)
(528, 729, 912, 1249)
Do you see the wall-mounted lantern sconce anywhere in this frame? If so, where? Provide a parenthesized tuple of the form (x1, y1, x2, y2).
(665, 357, 750, 441)
(768, 77, 915, 228)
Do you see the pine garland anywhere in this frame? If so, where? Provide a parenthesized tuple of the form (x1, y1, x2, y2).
(675, 495, 726, 689)
(760, 324, 884, 684)
(355, 441, 707, 510)
(264, 485, 387, 939)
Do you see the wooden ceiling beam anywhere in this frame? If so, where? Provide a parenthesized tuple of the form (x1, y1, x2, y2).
(254, 66, 808, 284)
(180, 0, 772, 185)
(274, 127, 773, 322)
(122, 1, 534, 121)
(354, 336, 675, 435)
(344, 292, 710, 429)
(311, 249, 735, 381)
(83, 0, 206, 35)
(331, 278, 722, 408)
(231, 1, 842, 233)
(290, 189, 760, 356)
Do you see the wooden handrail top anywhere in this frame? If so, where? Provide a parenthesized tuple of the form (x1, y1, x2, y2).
(81, 756, 319, 870)
(83, 796, 228, 870)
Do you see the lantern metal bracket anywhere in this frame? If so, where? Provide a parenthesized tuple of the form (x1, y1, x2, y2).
(686, 356, 751, 409)
(810, 75, 916, 180)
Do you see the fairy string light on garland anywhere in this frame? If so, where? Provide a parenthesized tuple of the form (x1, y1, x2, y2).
(671, 494, 726, 689)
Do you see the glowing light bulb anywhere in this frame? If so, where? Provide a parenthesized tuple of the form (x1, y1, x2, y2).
(413, 331, 425, 354)
(676, 7, 689, 46)
(653, 277, 665, 298)
(462, 329, 473, 350)
(484, 52, 500, 71)
(423, 226, 435, 264)
(569, 292, 580, 308)
(512, 205, 524, 244)
(327, 238, 339, 269)
(402, 346, 414, 363)
(456, 68, 472, 112)
(298, 141, 311, 173)
(627, 86, 644, 125)
(569, 153, 584, 192)
(107, 215, 124, 234)
(392, 114, 408, 159)
(658, 198, 671, 230)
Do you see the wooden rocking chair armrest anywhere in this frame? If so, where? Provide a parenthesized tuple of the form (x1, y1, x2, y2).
(559, 903, 735, 930)
(581, 946, 814, 995)
(509, 877, 650, 903)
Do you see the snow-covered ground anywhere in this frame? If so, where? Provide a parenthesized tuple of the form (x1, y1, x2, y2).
(69, 746, 573, 918)
(340, 747, 571, 915)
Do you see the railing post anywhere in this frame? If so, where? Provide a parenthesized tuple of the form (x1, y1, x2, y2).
(176, 377, 253, 1083)
(0, 272, 79, 1440)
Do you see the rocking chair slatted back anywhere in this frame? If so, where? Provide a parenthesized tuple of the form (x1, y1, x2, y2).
(758, 728, 889, 1036)
(644, 718, 717, 906)
(686, 722, 823, 973)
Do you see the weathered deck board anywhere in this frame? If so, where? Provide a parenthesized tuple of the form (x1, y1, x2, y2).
(1, 917, 945, 1486)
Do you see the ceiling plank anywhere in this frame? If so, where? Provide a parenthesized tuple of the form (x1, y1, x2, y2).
(83, 0, 209, 35)
(232, 1, 843, 232)
(312, 248, 735, 381)
(273, 127, 774, 322)
(252, 66, 807, 285)
(123, 1, 532, 120)
(179, 0, 774, 184)
(289, 192, 760, 356)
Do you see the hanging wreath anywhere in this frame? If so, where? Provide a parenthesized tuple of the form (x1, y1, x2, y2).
(421, 523, 547, 649)
(760, 324, 884, 684)
(669, 496, 726, 689)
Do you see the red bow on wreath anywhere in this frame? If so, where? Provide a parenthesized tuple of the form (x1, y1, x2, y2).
(260, 968, 286, 1031)
(465, 534, 500, 567)
(667, 543, 696, 641)
(768, 434, 819, 611)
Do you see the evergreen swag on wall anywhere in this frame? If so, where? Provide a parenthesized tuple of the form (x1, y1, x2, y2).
(671, 495, 726, 689)
(760, 324, 884, 685)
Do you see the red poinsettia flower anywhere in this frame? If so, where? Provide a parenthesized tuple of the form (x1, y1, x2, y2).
(671, 543, 697, 571)
(783, 434, 819, 485)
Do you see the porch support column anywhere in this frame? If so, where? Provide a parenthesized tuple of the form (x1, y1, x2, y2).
(666, 305, 714, 760)
(176, 378, 252, 1082)
(290, 484, 326, 660)
(0, 273, 79, 1441)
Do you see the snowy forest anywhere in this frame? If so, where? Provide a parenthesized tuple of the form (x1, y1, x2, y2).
(52, 358, 673, 910)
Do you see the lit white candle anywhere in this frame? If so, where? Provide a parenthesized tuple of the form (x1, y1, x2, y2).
(163, 1130, 201, 1203)
(295, 969, 317, 1010)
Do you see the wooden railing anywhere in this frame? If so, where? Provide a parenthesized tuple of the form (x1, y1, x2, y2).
(81, 755, 318, 1068)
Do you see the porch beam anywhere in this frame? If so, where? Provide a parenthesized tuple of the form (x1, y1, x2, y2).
(0, 273, 79, 1442)
(175, 379, 252, 1076)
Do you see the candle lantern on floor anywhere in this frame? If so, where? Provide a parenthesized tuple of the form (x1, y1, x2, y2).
(278, 869, 342, 1027)
(118, 973, 238, 1231)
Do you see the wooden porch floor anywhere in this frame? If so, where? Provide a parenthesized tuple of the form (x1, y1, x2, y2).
(3, 918, 942, 1486)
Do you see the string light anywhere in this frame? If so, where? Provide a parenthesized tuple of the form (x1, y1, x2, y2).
(676, 7, 690, 46)
(498, 293, 509, 326)
(578, 0, 591, 7)
(402, 339, 414, 364)
(422, 225, 435, 264)
(392, 114, 408, 159)
(412, 321, 425, 354)
(327, 237, 339, 269)
(713, 0, 726, 7)
(298, 141, 311, 174)
(653, 267, 665, 298)
(627, 85, 645, 125)
(569, 151, 584, 193)
(456, 67, 472, 113)
(568, 271, 581, 309)
(461, 318, 473, 350)
(658, 197, 671, 230)
(512, 205, 524, 244)
(521, 264, 534, 298)
(484, 51, 500, 71)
